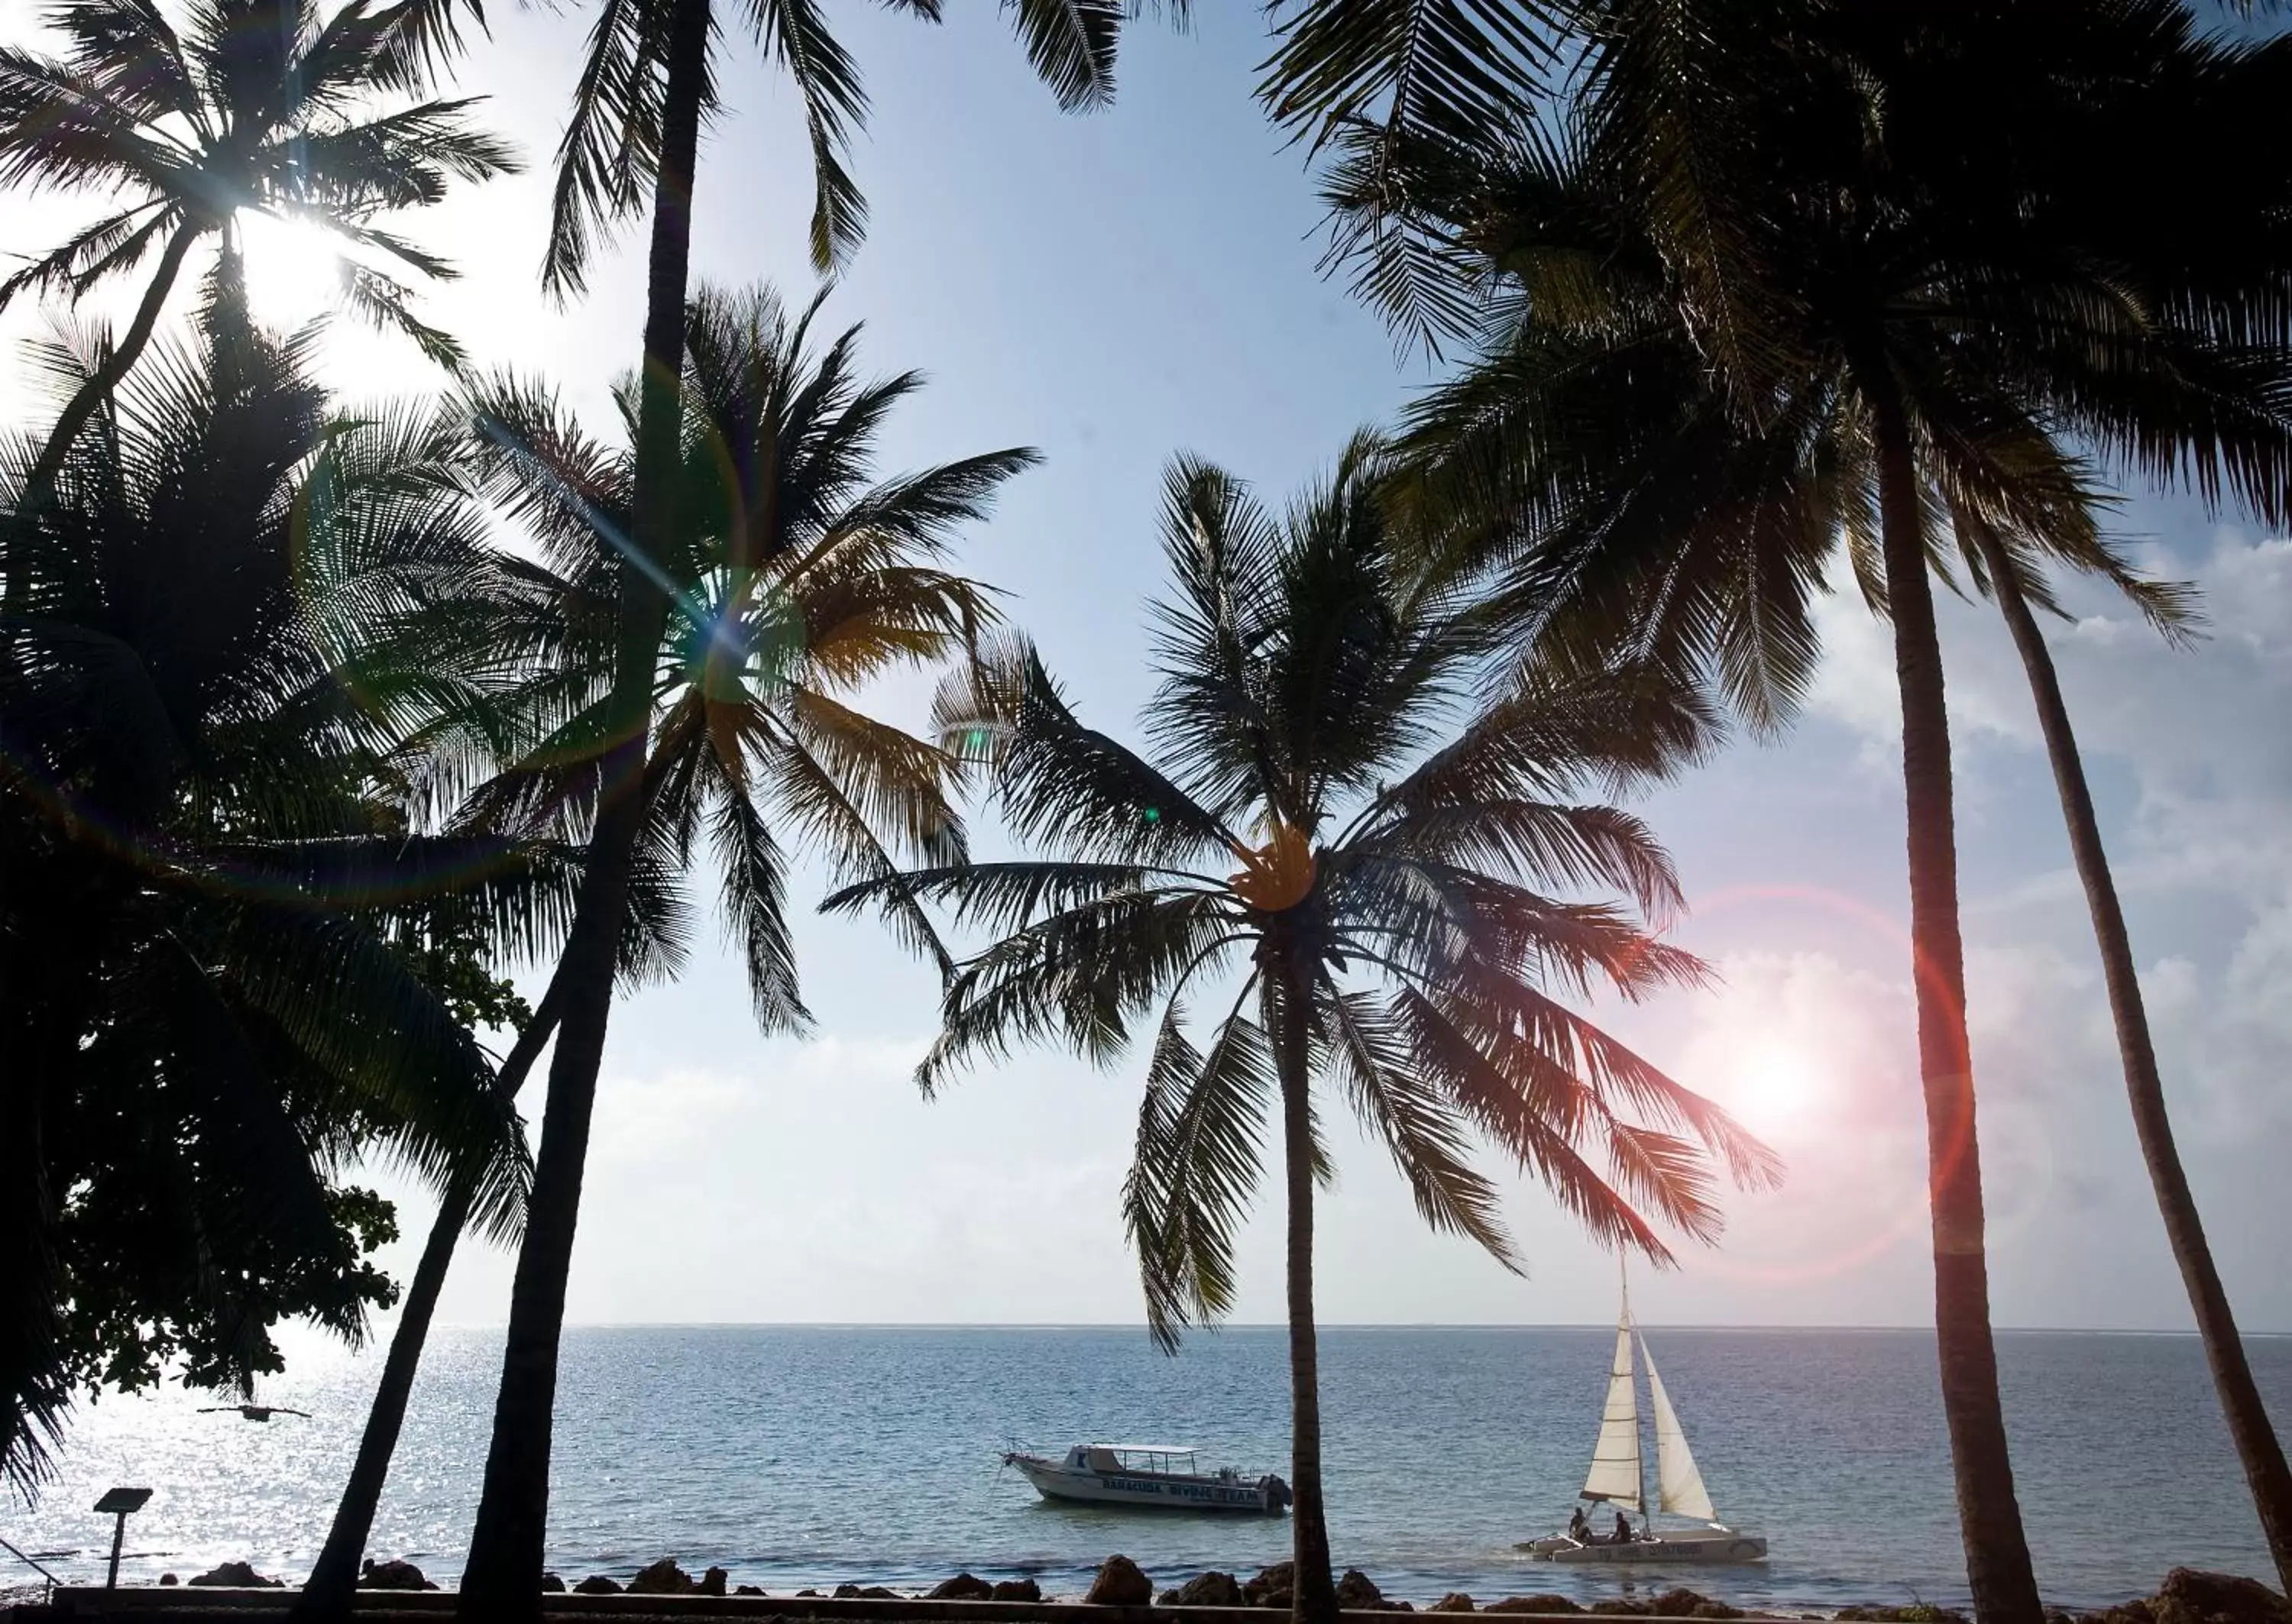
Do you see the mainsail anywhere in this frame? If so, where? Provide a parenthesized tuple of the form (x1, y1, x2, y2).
(1581, 1321, 1643, 1511)
(1644, 1344, 1717, 1522)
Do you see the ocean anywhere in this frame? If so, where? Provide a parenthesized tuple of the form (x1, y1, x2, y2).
(8, 1326, 2289, 1613)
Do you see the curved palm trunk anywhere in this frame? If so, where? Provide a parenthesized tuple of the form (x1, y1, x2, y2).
(295, 984, 568, 1622)
(11, 221, 201, 538)
(1860, 359, 2044, 1624)
(1271, 966, 1339, 1624)
(1973, 535, 2292, 1593)
(455, 2, 712, 1616)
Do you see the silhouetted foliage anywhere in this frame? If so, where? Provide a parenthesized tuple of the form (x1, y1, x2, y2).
(0, 318, 547, 1499)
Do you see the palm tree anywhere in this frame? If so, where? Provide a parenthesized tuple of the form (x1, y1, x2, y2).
(1966, 530, 2292, 1597)
(827, 442, 1779, 1624)
(452, 0, 1163, 1606)
(0, 315, 551, 1496)
(452, 283, 1033, 1616)
(0, 0, 519, 522)
(1337, 9, 2292, 1605)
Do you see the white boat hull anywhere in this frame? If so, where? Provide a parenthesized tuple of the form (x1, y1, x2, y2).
(1520, 1531, 1767, 1565)
(1008, 1455, 1287, 1514)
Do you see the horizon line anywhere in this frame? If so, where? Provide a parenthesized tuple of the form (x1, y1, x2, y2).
(425, 1319, 2292, 1338)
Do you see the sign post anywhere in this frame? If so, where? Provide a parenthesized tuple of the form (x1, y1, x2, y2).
(92, 1487, 152, 1590)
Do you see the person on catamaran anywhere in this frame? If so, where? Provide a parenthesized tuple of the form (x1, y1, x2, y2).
(1611, 1511, 1633, 1545)
(1569, 1507, 1590, 1542)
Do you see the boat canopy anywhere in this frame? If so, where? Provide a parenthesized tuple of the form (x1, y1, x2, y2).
(1095, 1443, 1197, 1454)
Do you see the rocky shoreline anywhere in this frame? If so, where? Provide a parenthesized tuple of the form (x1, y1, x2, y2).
(129, 1557, 2290, 1624)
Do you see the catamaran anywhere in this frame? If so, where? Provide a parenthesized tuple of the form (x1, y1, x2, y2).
(1520, 1276, 1767, 1564)
(1002, 1443, 1292, 1514)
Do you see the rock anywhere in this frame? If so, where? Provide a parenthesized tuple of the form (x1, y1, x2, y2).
(797, 1588, 821, 1598)
(1087, 1554, 1154, 1607)
(541, 1574, 566, 1593)
(931, 1574, 998, 1601)
(575, 1576, 623, 1595)
(1162, 1573, 1247, 1608)
(1588, 1603, 1651, 1617)
(2153, 1572, 2292, 1624)
(1429, 1595, 1477, 1613)
(628, 1558, 698, 1595)
(360, 1558, 437, 1591)
(995, 1579, 1046, 1603)
(1485, 1596, 1582, 1615)
(835, 1584, 899, 1600)
(699, 1567, 729, 1597)
(736, 1584, 766, 1596)
(1247, 1563, 1299, 1609)
(1835, 1610, 1966, 1624)
(1650, 1590, 1737, 1619)
(187, 1561, 283, 1589)
(1339, 1571, 1387, 1610)
(158, 1575, 178, 1587)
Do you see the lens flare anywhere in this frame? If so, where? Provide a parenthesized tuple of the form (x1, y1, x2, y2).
(235, 212, 345, 331)
(1672, 882, 2018, 1292)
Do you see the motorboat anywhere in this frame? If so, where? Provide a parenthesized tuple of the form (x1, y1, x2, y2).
(1520, 1274, 1768, 1565)
(1003, 1442, 1291, 1514)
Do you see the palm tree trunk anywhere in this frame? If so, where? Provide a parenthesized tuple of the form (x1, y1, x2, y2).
(1972, 532, 2292, 1593)
(10, 220, 201, 545)
(454, 2, 711, 1616)
(1859, 355, 2044, 1624)
(296, 983, 568, 1622)
(1271, 965, 1339, 1624)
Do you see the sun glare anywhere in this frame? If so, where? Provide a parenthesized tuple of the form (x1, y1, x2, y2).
(1731, 1040, 1824, 1132)
(234, 212, 347, 331)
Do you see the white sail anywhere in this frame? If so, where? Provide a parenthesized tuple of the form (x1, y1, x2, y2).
(1581, 1321, 1642, 1511)
(1643, 1343, 1717, 1522)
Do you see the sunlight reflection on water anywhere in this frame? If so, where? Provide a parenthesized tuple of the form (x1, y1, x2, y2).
(11, 1327, 2287, 1612)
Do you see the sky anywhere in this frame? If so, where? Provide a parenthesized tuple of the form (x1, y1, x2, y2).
(4, 2, 2290, 1339)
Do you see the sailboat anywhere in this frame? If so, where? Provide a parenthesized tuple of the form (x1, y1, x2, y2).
(1518, 1274, 1767, 1564)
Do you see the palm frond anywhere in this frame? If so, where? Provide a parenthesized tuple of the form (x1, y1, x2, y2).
(1318, 981, 1516, 1267)
(1123, 982, 1271, 1351)
(1002, 0, 1122, 112)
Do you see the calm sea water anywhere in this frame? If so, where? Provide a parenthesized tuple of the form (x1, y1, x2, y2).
(9, 1327, 2289, 1612)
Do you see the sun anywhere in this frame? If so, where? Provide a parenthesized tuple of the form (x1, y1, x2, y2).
(234, 211, 347, 330)
(1730, 1040, 1824, 1133)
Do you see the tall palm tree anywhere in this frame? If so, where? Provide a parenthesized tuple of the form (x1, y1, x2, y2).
(1338, 9, 2292, 1606)
(0, 316, 551, 1496)
(827, 443, 1779, 1624)
(455, 282, 1031, 1616)
(0, 0, 519, 521)
(1965, 530, 2292, 1597)
(454, 0, 1164, 1606)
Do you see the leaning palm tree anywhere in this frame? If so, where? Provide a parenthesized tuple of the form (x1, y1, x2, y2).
(0, 315, 550, 1496)
(1350, 9, 2292, 1603)
(827, 442, 1779, 1624)
(0, 0, 519, 516)
(1963, 530, 2292, 1598)
(428, 283, 1028, 1614)
(456, 0, 1163, 1606)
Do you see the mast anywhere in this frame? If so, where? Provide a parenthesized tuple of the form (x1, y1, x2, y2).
(1626, 1259, 1646, 1529)
(1581, 1256, 1644, 1518)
